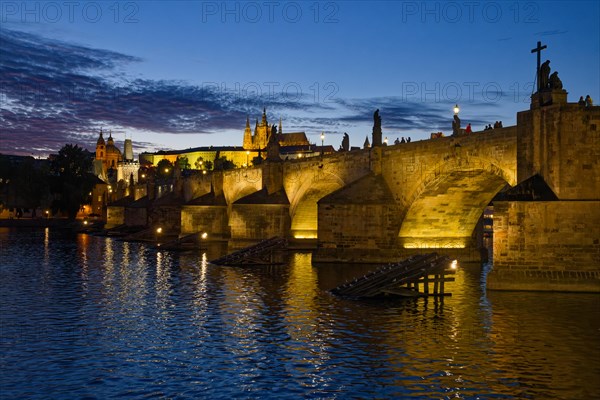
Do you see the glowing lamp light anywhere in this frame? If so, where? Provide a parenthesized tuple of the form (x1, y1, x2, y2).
(156, 227, 163, 234)
(384, 137, 388, 145)
(83, 220, 88, 225)
(453, 104, 460, 115)
(201, 232, 208, 239)
(451, 260, 458, 269)
(293, 230, 318, 239)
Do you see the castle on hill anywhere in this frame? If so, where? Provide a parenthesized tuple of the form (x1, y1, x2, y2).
(138, 108, 322, 167)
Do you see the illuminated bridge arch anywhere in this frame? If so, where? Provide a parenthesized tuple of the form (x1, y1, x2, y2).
(398, 156, 514, 249)
(284, 153, 370, 239)
(222, 168, 263, 205)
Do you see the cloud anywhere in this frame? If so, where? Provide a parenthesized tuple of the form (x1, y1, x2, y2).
(0, 28, 515, 157)
(0, 28, 324, 155)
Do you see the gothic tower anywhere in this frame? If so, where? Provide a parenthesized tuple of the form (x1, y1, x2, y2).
(243, 116, 253, 149)
(252, 107, 269, 149)
(257, 107, 269, 149)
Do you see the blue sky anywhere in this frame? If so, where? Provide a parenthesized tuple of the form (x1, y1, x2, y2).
(1, 1, 599, 157)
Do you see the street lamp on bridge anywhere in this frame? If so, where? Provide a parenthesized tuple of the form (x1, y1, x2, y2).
(320, 132, 325, 157)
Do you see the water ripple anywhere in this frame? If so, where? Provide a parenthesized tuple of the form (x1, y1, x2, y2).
(1, 228, 599, 399)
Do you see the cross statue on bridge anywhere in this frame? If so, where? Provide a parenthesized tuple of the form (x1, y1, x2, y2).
(531, 41, 547, 92)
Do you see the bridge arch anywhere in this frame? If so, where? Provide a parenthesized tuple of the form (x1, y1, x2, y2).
(287, 168, 348, 238)
(222, 168, 263, 205)
(398, 155, 512, 249)
(283, 152, 369, 239)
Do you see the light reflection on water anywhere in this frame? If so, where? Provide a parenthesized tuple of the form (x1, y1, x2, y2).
(1, 228, 599, 399)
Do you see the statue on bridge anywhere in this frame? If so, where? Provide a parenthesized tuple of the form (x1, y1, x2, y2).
(549, 71, 563, 90)
(452, 114, 461, 135)
(539, 60, 551, 91)
(529, 42, 567, 108)
(266, 124, 281, 162)
(341, 132, 350, 151)
(372, 109, 382, 146)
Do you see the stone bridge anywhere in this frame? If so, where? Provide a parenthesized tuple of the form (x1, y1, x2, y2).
(145, 102, 598, 291)
(181, 126, 517, 250)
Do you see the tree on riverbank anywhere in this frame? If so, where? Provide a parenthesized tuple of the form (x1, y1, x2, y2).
(49, 144, 96, 220)
(0, 155, 50, 216)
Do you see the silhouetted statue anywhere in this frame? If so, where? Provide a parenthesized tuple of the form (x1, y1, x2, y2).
(549, 71, 563, 90)
(540, 60, 551, 90)
(341, 133, 350, 151)
(452, 114, 461, 135)
(372, 109, 382, 146)
(266, 124, 281, 161)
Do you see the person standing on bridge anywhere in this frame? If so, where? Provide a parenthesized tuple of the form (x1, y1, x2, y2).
(585, 95, 593, 107)
(465, 123, 472, 134)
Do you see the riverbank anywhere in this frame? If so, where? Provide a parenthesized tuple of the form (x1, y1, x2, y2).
(0, 218, 72, 228)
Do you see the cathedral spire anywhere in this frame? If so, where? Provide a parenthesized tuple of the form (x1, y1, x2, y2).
(243, 115, 253, 150)
(261, 107, 267, 126)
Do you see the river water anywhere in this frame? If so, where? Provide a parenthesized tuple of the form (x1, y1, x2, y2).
(1, 227, 599, 399)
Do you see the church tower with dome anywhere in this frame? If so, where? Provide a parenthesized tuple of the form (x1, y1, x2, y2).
(94, 128, 123, 176)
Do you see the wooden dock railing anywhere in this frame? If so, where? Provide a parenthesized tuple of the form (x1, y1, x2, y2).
(331, 253, 456, 298)
(209, 237, 287, 266)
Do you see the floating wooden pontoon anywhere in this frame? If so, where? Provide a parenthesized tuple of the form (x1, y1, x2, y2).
(209, 237, 287, 266)
(330, 253, 456, 298)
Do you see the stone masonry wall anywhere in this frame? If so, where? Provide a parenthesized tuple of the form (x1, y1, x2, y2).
(230, 204, 290, 240)
(148, 206, 181, 234)
(318, 203, 400, 251)
(488, 200, 600, 292)
(517, 104, 600, 199)
(125, 208, 146, 227)
(106, 206, 124, 228)
(181, 206, 228, 237)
